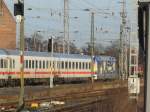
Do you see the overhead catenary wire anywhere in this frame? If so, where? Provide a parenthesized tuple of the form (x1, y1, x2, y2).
(23, 0, 123, 48)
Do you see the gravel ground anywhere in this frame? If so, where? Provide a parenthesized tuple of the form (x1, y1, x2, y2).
(0, 80, 144, 112)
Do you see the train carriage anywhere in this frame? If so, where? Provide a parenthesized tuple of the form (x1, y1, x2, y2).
(0, 49, 116, 86)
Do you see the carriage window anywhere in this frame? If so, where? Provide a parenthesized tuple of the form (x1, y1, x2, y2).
(3, 60, 7, 68)
(59, 61, 61, 69)
(76, 62, 78, 69)
(65, 61, 68, 69)
(86, 62, 88, 69)
(39, 61, 42, 69)
(0, 59, 3, 68)
(62, 61, 64, 69)
(32, 60, 34, 69)
(69, 62, 71, 69)
(79, 62, 82, 69)
(36, 60, 38, 68)
(53, 61, 55, 68)
(83, 62, 85, 69)
(49, 61, 51, 68)
(43, 61, 45, 69)
(72, 62, 75, 69)
(29, 60, 31, 69)
(26, 60, 28, 69)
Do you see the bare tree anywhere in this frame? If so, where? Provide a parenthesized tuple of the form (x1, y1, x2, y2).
(25, 32, 44, 51)
(105, 40, 120, 57)
(81, 42, 105, 55)
(53, 36, 78, 53)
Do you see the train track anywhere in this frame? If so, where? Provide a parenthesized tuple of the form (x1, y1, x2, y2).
(0, 87, 123, 111)
(0, 80, 144, 112)
(42, 97, 111, 112)
(34, 90, 117, 112)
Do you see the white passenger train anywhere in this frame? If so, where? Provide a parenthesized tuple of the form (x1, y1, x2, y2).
(0, 49, 116, 86)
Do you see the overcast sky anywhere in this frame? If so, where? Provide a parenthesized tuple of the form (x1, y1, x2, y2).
(4, 0, 138, 47)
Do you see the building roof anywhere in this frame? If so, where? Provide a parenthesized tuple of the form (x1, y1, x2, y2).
(2, 0, 16, 23)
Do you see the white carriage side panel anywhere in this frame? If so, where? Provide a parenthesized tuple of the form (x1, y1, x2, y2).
(0, 55, 8, 79)
(46, 57, 54, 77)
(24, 56, 55, 79)
(9, 55, 19, 79)
(58, 57, 91, 78)
(15, 55, 21, 79)
(34, 56, 46, 78)
(24, 56, 34, 78)
(58, 58, 69, 78)
(0, 55, 19, 79)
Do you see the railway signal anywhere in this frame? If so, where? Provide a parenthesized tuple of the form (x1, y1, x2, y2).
(14, 0, 24, 16)
(48, 36, 54, 88)
(48, 38, 53, 53)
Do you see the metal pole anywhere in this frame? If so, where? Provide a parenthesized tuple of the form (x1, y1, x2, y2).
(50, 37, 54, 88)
(119, 24, 123, 79)
(13, 0, 24, 110)
(138, 2, 150, 112)
(51, 37, 54, 56)
(119, 0, 127, 79)
(145, 4, 150, 112)
(91, 12, 95, 57)
(91, 12, 95, 83)
(63, 0, 65, 54)
(129, 28, 131, 76)
(34, 33, 37, 51)
(64, 0, 69, 54)
(18, 15, 25, 109)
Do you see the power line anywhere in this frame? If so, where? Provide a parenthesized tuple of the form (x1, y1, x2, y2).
(80, 0, 102, 10)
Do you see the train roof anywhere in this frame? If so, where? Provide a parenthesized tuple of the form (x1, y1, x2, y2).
(0, 49, 116, 62)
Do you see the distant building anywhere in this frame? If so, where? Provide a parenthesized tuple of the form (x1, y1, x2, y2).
(0, 0, 16, 49)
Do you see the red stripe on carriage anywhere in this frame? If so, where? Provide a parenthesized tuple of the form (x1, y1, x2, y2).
(0, 71, 96, 76)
